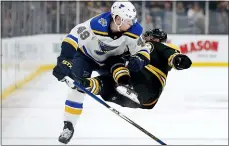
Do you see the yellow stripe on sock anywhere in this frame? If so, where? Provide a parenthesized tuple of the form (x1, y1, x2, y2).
(65, 106, 82, 115)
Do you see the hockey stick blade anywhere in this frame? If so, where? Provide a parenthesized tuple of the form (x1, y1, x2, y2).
(73, 80, 167, 145)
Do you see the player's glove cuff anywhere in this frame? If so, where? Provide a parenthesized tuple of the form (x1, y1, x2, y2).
(169, 54, 192, 70)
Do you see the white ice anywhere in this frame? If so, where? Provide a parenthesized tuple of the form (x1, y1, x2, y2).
(2, 67, 228, 145)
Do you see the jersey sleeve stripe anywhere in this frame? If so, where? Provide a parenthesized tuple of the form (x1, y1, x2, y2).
(145, 66, 165, 87)
(137, 49, 149, 54)
(88, 78, 100, 95)
(113, 67, 130, 83)
(67, 34, 79, 43)
(148, 65, 167, 79)
(137, 50, 150, 61)
(168, 53, 180, 67)
(63, 38, 78, 49)
(123, 32, 139, 39)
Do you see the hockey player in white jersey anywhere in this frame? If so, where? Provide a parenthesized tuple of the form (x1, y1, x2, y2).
(52, 1, 151, 144)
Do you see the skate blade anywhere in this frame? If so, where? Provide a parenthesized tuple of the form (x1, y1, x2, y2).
(116, 86, 140, 104)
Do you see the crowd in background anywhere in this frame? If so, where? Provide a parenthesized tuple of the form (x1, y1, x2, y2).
(2, 1, 228, 38)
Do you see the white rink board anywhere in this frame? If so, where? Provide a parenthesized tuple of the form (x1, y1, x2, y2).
(2, 34, 228, 91)
(168, 35, 228, 63)
(2, 67, 228, 145)
(2, 34, 228, 65)
(2, 34, 65, 90)
(2, 34, 228, 64)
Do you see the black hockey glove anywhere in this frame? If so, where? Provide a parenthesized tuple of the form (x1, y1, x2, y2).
(127, 56, 145, 72)
(172, 54, 192, 70)
(53, 56, 73, 81)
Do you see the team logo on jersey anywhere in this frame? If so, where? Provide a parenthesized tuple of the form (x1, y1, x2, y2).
(94, 40, 118, 55)
(98, 18, 107, 27)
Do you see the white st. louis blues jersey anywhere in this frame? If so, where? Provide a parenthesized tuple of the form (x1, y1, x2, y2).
(62, 12, 150, 65)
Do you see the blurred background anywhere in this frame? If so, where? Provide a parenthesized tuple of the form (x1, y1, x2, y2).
(1, 0, 228, 38)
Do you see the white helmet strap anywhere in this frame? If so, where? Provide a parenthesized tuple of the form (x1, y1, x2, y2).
(113, 15, 124, 32)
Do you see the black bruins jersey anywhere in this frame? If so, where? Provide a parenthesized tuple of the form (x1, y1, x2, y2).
(98, 42, 181, 110)
(145, 42, 181, 86)
(128, 42, 181, 109)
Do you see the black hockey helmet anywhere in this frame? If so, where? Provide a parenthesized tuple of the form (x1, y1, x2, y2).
(143, 28, 167, 42)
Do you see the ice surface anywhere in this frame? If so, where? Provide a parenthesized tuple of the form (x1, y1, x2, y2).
(2, 67, 228, 145)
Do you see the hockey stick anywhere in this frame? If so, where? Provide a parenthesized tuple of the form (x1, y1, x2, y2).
(71, 79, 167, 145)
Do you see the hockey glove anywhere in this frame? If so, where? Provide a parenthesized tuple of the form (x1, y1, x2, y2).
(126, 56, 145, 72)
(172, 54, 192, 70)
(53, 57, 73, 81)
(126, 43, 151, 72)
(62, 76, 91, 91)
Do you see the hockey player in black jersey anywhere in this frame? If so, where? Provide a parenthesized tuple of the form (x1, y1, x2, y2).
(69, 28, 192, 109)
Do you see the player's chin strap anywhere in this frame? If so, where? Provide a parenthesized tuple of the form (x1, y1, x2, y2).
(113, 17, 124, 32)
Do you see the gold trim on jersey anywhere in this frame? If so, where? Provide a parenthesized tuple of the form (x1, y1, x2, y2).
(164, 43, 181, 52)
(168, 53, 180, 67)
(148, 65, 166, 79)
(88, 78, 100, 95)
(137, 50, 150, 61)
(123, 32, 139, 39)
(115, 72, 130, 83)
(63, 37, 78, 49)
(113, 67, 130, 83)
(143, 98, 158, 106)
(145, 65, 167, 87)
(78, 47, 85, 54)
(92, 30, 108, 36)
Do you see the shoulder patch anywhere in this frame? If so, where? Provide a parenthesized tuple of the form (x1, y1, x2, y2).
(124, 22, 143, 39)
(90, 12, 111, 36)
